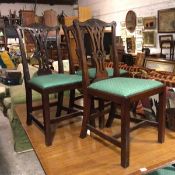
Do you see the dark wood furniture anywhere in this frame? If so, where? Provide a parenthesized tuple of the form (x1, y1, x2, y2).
(16, 24, 82, 146)
(73, 18, 166, 168)
(63, 24, 128, 128)
(159, 35, 175, 60)
(63, 24, 108, 128)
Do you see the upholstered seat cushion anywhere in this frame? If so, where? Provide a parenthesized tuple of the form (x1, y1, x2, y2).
(89, 77, 164, 97)
(29, 73, 82, 89)
(76, 68, 127, 78)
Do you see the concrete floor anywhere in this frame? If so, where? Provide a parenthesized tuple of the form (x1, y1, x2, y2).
(0, 109, 45, 175)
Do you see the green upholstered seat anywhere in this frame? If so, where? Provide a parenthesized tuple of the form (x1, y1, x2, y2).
(29, 73, 82, 89)
(89, 77, 164, 97)
(76, 68, 127, 78)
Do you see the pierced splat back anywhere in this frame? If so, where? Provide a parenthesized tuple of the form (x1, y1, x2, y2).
(16, 24, 62, 84)
(73, 19, 119, 87)
(63, 24, 100, 74)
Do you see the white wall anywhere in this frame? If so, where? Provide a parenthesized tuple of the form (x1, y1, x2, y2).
(0, 3, 74, 16)
(78, 0, 175, 55)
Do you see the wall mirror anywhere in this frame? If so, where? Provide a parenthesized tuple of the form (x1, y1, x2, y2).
(125, 10, 137, 33)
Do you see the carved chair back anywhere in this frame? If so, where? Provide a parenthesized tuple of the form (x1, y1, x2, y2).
(73, 19, 120, 88)
(63, 24, 97, 74)
(16, 24, 63, 85)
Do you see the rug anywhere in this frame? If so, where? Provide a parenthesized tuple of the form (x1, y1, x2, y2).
(11, 117, 32, 153)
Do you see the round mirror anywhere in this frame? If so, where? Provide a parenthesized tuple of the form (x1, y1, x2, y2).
(125, 10, 136, 33)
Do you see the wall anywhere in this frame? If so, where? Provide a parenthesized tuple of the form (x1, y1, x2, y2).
(78, 0, 175, 56)
(0, 3, 74, 16)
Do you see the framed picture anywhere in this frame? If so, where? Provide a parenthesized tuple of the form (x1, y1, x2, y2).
(136, 28, 143, 37)
(143, 16, 156, 29)
(136, 40, 143, 51)
(158, 8, 175, 33)
(125, 10, 137, 33)
(137, 17, 143, 26)
(143, 31, 156, 47)
(144, 58, 175, 73)
(126, 36, 135, 53)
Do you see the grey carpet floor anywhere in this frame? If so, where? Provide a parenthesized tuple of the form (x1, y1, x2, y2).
(0, 109, 45, 175)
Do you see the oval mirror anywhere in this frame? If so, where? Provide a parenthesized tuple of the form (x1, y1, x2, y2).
(125, 10, 136, 33)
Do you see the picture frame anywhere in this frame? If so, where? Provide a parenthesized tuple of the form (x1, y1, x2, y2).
(136, 28, 143, 37)
(144, 58, 175, 73)
(143, 31, 156, 47)
(143, 16, 156, 29)
(126, 36, 135, 53)
(158, 8, 175, 33)
(136, 40, 143, 51)
(125, 10, 137, 33)
(137, 17, 143, 26)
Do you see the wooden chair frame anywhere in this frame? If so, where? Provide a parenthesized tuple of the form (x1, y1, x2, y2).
(73, 18, 166, 168)
(16, 24, 82, 146)
(63, 24, 113, 128)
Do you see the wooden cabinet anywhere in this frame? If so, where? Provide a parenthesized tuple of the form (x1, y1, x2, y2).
(19, 10, 35, 27)
(78, 7, 92, 22)
(19, 10, 35, 52)
(64, 7, 92, 65)
(64, 16, 78, 26)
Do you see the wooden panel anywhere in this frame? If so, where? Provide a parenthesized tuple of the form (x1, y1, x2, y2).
(15, 103, 175, 175)
(64, 16, 78, 26)
(78, 7, 92, 22)
(43, 9, 57, 27)
(19, 10, 35, 52)
(64, 16, 79, 64)
(70, 38, 79, 65)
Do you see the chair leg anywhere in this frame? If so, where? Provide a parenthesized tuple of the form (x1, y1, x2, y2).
(90, 97, 96, 127)
(26, 87, 32, 125)
(68, 90, 75, 113)
(80, 94, 92, 138)
(121, 101, 130, 168)
(157, 88, 166, 143)
(42, 93, 52, 146)
(56, 91, 64, 117)
(106, 102, 116, 127)
(98, 99, 105, 128)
